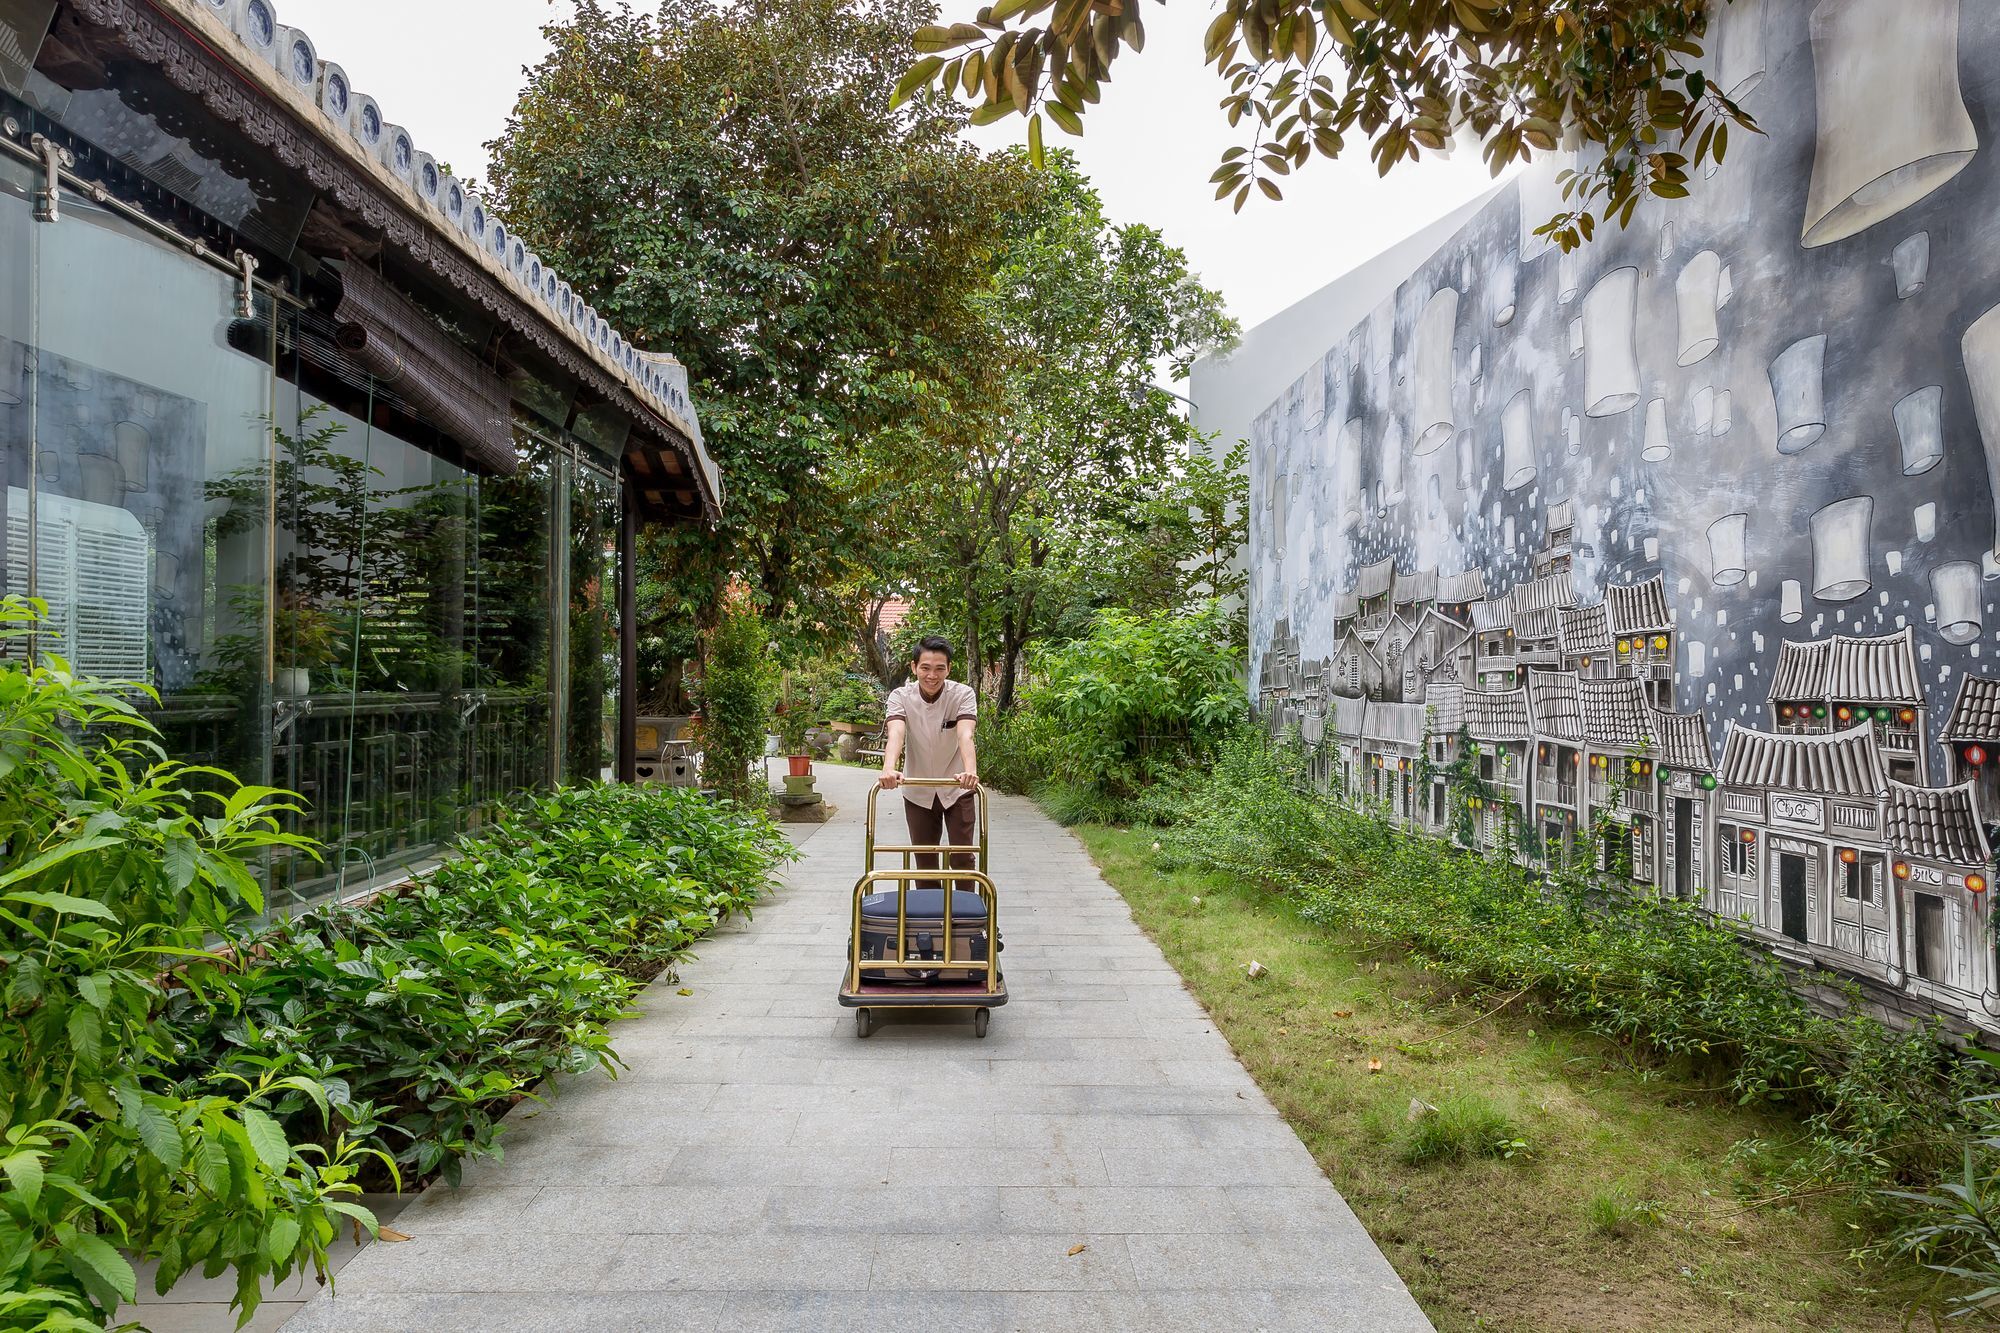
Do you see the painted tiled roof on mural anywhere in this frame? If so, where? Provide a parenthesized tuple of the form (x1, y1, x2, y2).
(1604, 575, 1672, 636)
(1438, 570, 1487, 604)
(1648, 708, 1715, 771)
(1511, 571, 1578, 614)
(1718, 723, 1888, 797)
(1364, 701, 1427, 750)
(1353, 556, 1397, 600)
(1558, 603, 1612, 658)
(1395, 569, 1438, 606)
(1332, 592, 1360, 622)
(1425, 681, 1465, 734)
(1332, 694, 1369, 742)
(1471, 600, 1513, 632)
(1768, 629, 1923, 703)
(1526, 670, 1583, 743)
(1546, 498, 1575, 533)
(1579, 678, 1653, 750)
(1513, 605, 1562, 643)
(1943, 676, 2000, 741)
(1463, 687, 1531, 742)
(1886, 781, 1991, 867)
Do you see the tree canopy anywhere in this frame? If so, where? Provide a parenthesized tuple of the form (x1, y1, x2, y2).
(900, 0, 1758, 247)
(873, 152, 1239, 710)
(486, 0, 1034, 675)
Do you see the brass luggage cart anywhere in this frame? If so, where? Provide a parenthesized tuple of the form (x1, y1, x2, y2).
(839, 778, 1006, 1038)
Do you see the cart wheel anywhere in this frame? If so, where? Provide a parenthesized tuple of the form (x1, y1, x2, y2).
(856, 1008, 874, 1039)
(973, 1008, 990, 1039)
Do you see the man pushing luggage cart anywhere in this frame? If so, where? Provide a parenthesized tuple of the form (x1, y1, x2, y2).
(840, 635, 1006, 1038)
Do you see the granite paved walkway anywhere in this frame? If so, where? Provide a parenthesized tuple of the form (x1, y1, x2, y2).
(286, 763, 1429, 1332)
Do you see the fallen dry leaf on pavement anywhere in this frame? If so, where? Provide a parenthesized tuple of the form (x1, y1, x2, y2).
(1067, 1243, 1088, 1257)
(677, 988, 693, 996)
(377, 1227, 413, 1243)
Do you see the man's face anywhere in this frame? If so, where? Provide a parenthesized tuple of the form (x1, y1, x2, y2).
(913, 650, 951, 691)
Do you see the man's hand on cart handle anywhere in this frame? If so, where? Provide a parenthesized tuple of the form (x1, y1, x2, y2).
(955, 771, 979, 790)
(878, 770, 901, 790)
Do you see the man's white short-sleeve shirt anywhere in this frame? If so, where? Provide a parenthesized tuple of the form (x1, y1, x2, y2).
(885, 679, 977, 808)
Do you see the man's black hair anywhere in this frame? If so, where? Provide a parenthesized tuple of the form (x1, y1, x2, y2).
(911, 635, 954, 664)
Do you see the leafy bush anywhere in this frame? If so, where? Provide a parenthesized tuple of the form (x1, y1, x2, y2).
(0, 596, 379, 1330)
(698, 595, 776, 803)
(819, 675, 882, 727)
(173, 784, 791, 1190)
(1155, 731, 1985, 1197)
(1019, 602, 1245, 798)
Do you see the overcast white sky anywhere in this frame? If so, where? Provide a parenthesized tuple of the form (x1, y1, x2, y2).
(279, 0, 1504, 333)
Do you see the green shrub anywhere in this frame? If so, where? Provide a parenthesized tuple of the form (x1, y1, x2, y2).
(1016, 602, 1245, 799)
(1154, 730, 1986, 1196)
(0, 596, 379, 1331)
(698, 595, 775, 804)
(174, 784, 791, 1190)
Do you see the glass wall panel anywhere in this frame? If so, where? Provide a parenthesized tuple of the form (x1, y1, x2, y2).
(18, 165, 275, 786)
(269, 376, 480, 900)
(473, 431, 556, 807)
(564, 455, 619, 784)
(0, 156, 34, 644)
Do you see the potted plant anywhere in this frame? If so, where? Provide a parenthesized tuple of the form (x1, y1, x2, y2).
(273, 595, 341, 697)
(775, 702, 813, 776)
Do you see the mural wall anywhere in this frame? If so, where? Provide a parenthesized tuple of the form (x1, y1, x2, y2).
(1249, 0, 2000, 1029)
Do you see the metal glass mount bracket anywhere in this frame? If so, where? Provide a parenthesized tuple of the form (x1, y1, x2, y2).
(29, 132, 72, 223)
(272, 696, 312, 738)
(458, 691, 487, 723)
(233, 250, 258, 319)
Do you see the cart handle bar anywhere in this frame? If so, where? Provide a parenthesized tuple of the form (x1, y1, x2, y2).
(864, 782, 990, 873)
(848, 868, 1001, 995)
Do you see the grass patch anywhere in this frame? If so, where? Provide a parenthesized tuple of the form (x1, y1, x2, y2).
(1074, 822, 1933, 1332)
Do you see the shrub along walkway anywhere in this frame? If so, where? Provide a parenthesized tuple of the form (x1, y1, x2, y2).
(286, 763, 1426, 1331)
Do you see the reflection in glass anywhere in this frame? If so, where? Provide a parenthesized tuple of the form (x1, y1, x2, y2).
(566, 457, 619, 784)
(11, 163, 274, 785)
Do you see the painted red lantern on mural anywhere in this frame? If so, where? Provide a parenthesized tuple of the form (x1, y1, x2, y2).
(1894, 861, 1912, 880)
(1969, 874, 1988, 895)
(1969, 746, 1989, 767)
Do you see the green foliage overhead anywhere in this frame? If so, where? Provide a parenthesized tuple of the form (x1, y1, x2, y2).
(903, 1, 1758, 245)
(487, 0, 1037, 648)
(879, 153, 1239, 710)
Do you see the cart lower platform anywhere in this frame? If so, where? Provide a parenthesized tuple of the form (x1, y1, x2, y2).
(837, 978, 1008, 1038)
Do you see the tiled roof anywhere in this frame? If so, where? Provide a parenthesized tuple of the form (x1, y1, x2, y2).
(1526, 670, 1583, 743)
(1558, 603, 1612, 658)
(1471, 600, 1514, 632)
(1425, 680, 1466, 733)
(1395, 569, 1438, 606)
(1718, 722, 1888, 797)
(1768, 628, 1923, 703)
(1333, 592, 1360, 621)
(1579, 677, 1653, 750)
(1463, 687, 1531, 741)
(182, 0, 705, 466)
(1648, 707, 1715, 770)
(1944, 676, 2000, 741)
(1511, 571, 1578, 614)
(1604, 575, 1672, 636)
(1332, 694, 1369, 741)
(1364, 701, 1427, 749)
(1886, 781, 1992, 866)
(1438, 570, 1488, 604)
(1354, 556, 1397, 600)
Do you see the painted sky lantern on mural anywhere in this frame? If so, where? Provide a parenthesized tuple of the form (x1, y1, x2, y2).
(1247, 0, 2000, 1033)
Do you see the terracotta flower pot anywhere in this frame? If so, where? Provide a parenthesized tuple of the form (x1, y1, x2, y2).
(787, 754, 812, 777)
